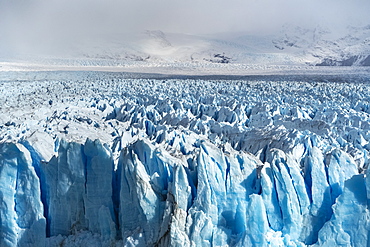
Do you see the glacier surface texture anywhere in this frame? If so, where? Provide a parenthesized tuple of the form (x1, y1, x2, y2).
(1, 71, 370, 246)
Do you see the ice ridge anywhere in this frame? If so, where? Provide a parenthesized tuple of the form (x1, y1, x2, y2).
(1, 73, 370, 246)
(0, 135, 368, 246)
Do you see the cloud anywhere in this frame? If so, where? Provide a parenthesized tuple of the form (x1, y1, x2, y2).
(1, 0, 369, 57)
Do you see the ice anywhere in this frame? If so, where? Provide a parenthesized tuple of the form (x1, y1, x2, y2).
(245, 194, 269, 246)
(314, 174, 369, 247)
(1, 71, 370, 246)
(301, 145, 333, 244)
(327, 149, 358, 203)
(0, 143, 46, 247)
(119, 148, 160, 243)
(260, 162, 283, 232)
(84, 139, 116, 242)
(40, 139, 116, 243)
(267, 149, 305, 241)
(171, 164, 192, 211)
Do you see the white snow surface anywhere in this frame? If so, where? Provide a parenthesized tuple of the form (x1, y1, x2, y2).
(1, 69, 370, 246)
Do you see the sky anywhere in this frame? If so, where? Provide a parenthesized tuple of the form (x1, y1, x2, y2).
(1, 0, 370, 57)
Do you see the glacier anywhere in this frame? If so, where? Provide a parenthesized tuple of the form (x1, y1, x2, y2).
(1, 71, 370, 246)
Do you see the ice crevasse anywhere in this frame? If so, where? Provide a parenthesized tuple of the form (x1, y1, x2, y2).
(1, 76, 370, 246)
(0, 135, 369, 247)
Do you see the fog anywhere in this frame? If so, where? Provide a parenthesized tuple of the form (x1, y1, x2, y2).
(1, 0, 370, 57)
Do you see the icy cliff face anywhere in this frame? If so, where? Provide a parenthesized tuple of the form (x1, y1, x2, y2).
(40, 139, 116, 241)
(0, 143, 46, 247)
(1, 136, 369, 246)
(1, 71, 370, 246)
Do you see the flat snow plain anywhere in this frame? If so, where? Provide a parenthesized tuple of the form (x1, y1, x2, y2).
(1, 65, 370, 246)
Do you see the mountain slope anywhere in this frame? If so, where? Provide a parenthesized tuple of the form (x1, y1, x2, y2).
(273, 24, 370, 66)
(3, 24, 370, 71)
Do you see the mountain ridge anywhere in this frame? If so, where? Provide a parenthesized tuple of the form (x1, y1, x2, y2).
(3, 24, 370, 68)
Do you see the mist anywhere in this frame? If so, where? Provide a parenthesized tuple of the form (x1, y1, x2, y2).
(1, 0, 370, 57)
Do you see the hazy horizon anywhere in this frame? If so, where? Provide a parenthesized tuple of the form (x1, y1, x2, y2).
(1, 0, 370, 57)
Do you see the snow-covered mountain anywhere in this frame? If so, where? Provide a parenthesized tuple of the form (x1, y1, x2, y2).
(1, 70, 370, 246)
(273, 24, 370, 66)
(3, 24, 370, 71)
(1, 30, 301, 68)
